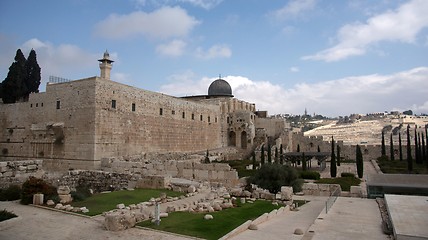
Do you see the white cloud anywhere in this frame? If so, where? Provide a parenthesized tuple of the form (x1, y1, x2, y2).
(134, 0, 223, 9)
(303, 0, 428, 62)
(271, 0, 317, 21)
(156, 39, 187, 57)
(195, 44, 232, 59)
(159, 67, 428, 116)
(94, 6, 200, 40)
(290, 67, 300, 72)
(0, 38, 102, 91)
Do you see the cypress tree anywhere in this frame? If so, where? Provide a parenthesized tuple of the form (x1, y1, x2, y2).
(426, 125, 428, 169)
(317, 145, 320, 152)
(25, 49, 41, 96)
(356, 144, 364, 178)
(407, 125, 413, 172)
(267, 144, 272, 164)
(337, 145, 341, 166)
(261, 145, 265, 165)
(390, 133, 395, 161)
(399, 132, 403, 161)
(381, 130, 386, 157)
(1, 49, 27, 103)
(296, 144, 300, 165)
(252, 151, 256, 169)
(330, 136, 337, 178)
(420, 133, 425, 168)
(302, 152, 307, 171)
(279, 144, 283, 165)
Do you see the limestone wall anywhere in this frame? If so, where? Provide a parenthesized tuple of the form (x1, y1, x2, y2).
(0, 160, 44, 188)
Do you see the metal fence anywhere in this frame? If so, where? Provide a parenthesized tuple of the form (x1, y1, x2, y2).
(49, 75, 71, 84)
(325, 187, 340, 214)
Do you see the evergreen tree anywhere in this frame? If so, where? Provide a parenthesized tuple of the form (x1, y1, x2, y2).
(317, 145, 320, 152)
(356, 144, 364, 178)
(407, 125, 413, 172)
(390, 133, 395, 161)
(297, 144, 300, 152)
(279, 144, 284, 165)
(426, 125, 428, 169)
(420, 133, 425, 168)
(25, 49, 41, 96)
(399, 132, 403, 161)
(337, 145, 341, 166)
(1, 49, 27, 103)
(252, 151, 256, 169)
(267, 144, 272, 164)
(204, 150, 210, 163)
(261, 145, 265, 165)
(302, 152, 307, 171)
(330, 136, 337, 178)
(381, 130, 386, 157)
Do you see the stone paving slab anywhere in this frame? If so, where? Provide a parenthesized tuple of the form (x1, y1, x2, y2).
(0, 201, 193, 240)
(309, 197, 390, 240)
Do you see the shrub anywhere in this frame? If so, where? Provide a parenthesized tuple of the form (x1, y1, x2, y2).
(20, 177, 58, 205)
(299, 171, 320, 180)
(71, 185, 92, 202)
(0, 185, 21, 201)
(291, 179, 305, 193)
(247, 164, 300, 194)
(0, 209, 17, 222)
(341, 172, 355, 178)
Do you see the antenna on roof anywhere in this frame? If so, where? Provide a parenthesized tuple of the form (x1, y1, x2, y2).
(219, 74, 222, 79)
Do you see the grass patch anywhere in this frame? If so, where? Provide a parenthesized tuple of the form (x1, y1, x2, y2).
(0, 209, 17, 222)
(138, 200, 279, 240)
(315, 177, 361, 191)
(71, 189, 184, 216)
(377, 158, 428, 174)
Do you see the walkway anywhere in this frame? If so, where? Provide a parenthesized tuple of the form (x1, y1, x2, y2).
(229, 196, 327, 240)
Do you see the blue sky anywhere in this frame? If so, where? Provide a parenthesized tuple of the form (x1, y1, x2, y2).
(1, 0, 427, 116)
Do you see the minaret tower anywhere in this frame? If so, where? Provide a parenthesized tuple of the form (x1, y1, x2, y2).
(98, 50, 114, 80)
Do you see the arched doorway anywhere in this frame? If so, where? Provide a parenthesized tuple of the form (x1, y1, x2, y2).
(229, 131, 236, 146)
(241, 131, 247, 149)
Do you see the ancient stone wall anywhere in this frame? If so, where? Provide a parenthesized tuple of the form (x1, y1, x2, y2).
(0, 160, 44, 188)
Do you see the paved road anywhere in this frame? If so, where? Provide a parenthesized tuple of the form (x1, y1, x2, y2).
(229, 196, 328, 240)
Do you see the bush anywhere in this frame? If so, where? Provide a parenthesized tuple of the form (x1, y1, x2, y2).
(20, 177, 58, 205)
(0, 209, 17, 222)
(71, 185, 92, 202)
(291, 179, 305, 193)
(341, 172, 355, 178)
(299, 171, 320, 180)
(0, 185, 21, 201)
(247, 164, 301, 194)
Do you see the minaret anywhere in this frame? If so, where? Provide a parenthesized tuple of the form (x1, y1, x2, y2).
(98, 50, 114, 80)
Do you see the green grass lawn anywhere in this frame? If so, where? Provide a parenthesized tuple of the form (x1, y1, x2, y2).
(315, 177, 361, 191)
(138, 200, 280, 240)
(71, 189, 184, 216)
(377, 158, 428, 174)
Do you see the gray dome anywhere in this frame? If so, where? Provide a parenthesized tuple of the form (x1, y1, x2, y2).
(208, 79, 233, 97)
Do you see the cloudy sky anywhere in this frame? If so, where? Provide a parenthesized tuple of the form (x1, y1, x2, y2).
(0, 0, 427, 116)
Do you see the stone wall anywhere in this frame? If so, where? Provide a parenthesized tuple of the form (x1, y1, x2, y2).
(101, 157, 239, 187)
(302, 183, 341, 196)
(0, 160, 44, 188)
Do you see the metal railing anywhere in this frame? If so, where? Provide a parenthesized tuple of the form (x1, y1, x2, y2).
(325, 187, 340, 213)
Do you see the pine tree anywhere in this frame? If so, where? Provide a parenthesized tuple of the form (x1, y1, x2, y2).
(356, 144, 364, 178)
(1, 49, 27, 103)
(337, 145, 341, 166)
(407, 125, 413, 172)
(25, 49, 41, 96)
(261, 145, 265, 165)
(267, 144, 272, 164)
(390, 133, 395, 161)
(399, 132, 403, 161)
(330, 136, 337, 178)
(381, 130, 386, 157)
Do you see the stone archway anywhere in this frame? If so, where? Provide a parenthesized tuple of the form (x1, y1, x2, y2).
(229, 131, 236, 146)
(241, 131, 247, 149)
